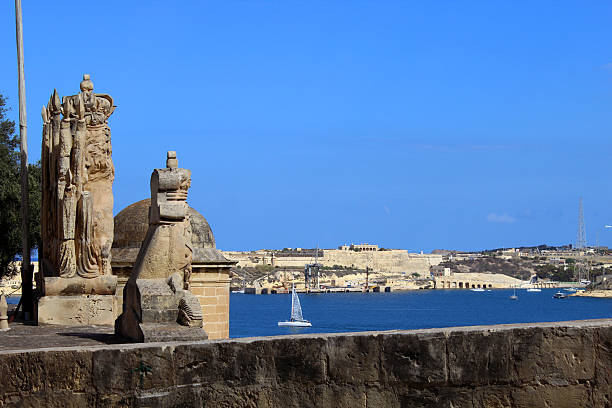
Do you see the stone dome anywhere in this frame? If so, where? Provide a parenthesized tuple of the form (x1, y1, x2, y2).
(112, 199, 225, 265)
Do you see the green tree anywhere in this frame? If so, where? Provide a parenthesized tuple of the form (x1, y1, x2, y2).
(0, 94, 41, 278)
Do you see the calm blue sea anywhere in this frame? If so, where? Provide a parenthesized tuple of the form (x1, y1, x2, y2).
(230, 289, 612, 338)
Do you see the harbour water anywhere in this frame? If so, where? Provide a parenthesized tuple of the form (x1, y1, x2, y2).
(230, 288, 612, 338)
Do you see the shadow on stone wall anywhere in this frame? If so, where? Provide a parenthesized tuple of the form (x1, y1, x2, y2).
(0, 319, 611, 407)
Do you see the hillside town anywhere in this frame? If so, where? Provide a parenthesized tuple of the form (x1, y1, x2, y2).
(225, 243, 612, 295)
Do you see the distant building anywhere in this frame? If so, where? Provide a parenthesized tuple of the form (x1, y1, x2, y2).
(338, 243, 379, 252)
(430, 265, 451, 277)
(350, 243, 379, 252)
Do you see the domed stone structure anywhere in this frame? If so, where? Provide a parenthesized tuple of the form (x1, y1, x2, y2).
(112, 199, 235, 339)
(112, 199, 223, 267)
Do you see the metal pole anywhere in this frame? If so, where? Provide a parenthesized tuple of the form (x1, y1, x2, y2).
(15, 0, 32, 319)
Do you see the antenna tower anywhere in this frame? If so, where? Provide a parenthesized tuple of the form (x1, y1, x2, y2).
(576, 197, 586, 249)
(575, 197, 590, 283)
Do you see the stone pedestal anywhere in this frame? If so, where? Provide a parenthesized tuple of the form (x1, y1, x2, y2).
(37, 275, 117, 325)
(38, 295, 115, 325)
(116, 278, 207, 342)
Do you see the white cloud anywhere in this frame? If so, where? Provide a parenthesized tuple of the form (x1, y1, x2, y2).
(486, 213, 516, 223)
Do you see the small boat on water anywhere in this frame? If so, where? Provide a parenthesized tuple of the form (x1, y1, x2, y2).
(553, 291, 567, 299)
(564, 288, 577, 292)
(471, 288, 485, 292)
(510, 287, 518, 300)
(526, 288, 541, 292)
(278, 285, 312, 327)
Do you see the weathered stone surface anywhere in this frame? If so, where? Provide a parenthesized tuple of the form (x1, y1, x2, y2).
(1, 320, 612, 407)
(37, 295, 115, 325)
(38, 74, 117, 326)
(40, 74, 115, 281)
(44, 275, 117, 296)
(112, 198, 235, 340)
(115, 152, 207, 342)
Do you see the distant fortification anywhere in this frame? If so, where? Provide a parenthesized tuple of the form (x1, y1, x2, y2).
(221, 247, 443, 275)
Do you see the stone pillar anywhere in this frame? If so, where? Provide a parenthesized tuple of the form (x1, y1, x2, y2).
(38, 75, 117, 325)
(189, 267, 230, 339)
(0, 295, 9, 331)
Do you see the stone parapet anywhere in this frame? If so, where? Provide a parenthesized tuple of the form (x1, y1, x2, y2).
(1, 319, 611, 407)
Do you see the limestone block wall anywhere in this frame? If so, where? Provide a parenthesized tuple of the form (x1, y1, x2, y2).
(321, 249, 442, 273)
(189, 267, 230, 340)
(222, 249, 443, 275)
(436, 272, 524, 289)
(1, 319, 611, 407)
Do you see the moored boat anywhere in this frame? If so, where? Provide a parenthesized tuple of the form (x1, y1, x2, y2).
(278, 285, 312, 327)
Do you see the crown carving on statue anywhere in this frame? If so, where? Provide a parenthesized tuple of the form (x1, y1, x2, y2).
(43, 74, 116, 124)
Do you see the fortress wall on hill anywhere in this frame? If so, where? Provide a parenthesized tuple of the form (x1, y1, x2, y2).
(1, 319, 611, 407)
(321, 250, 442, 274)
(222, 249, 443, 275)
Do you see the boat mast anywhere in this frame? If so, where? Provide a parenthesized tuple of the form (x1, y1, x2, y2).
(315, 244, 319, 290)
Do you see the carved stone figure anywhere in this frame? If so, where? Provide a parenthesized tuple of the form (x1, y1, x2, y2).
(38, 75, 117, 325)
(115, 152, 207, 342)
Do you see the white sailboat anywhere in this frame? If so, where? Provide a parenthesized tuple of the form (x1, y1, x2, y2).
(278, 285, 312, 327)
(510, 286, 518, 300)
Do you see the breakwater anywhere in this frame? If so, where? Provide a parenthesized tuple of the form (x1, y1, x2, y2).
(1, 319, 611, 407)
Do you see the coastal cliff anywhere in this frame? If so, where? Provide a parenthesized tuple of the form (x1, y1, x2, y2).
(1, 319, 611, 407)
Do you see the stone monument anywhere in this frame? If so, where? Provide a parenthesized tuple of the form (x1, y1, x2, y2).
(115, 152, 207, 342)
(112, 198, 235, 339)
(38, 74, 117, 325)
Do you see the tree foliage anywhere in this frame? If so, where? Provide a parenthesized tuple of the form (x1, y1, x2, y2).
(0, 94, 41, 278)
(535, 264, 574, 282)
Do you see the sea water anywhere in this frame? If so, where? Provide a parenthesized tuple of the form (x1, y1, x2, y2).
(230, 288, 612, 338)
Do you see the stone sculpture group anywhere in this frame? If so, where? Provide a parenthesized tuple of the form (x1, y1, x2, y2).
(38, 75, 117, 325)
(37, 75, 206, 341)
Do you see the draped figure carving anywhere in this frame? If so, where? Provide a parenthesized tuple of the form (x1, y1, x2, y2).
(40, 74, 116, 285)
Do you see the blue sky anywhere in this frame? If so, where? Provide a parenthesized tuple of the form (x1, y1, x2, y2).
(1, 1, 611, 252)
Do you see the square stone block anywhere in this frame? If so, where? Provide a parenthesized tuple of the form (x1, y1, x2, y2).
(38, 295, 116, 325)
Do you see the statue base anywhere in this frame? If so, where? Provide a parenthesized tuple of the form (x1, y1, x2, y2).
(115, 279, 207, 343)
(38, 295, 116, 326)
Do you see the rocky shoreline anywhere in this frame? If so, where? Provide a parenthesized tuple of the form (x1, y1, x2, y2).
(571, 289, 612, 298)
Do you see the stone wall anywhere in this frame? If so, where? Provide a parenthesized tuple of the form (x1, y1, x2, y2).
(435, 272, 524, 289)
(223, 249, 443, 275)
(1, 319, 611, 407)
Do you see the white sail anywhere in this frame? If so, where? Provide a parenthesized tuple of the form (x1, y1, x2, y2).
(291, 286, 304, 321)
(278, 285, 311, 327)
